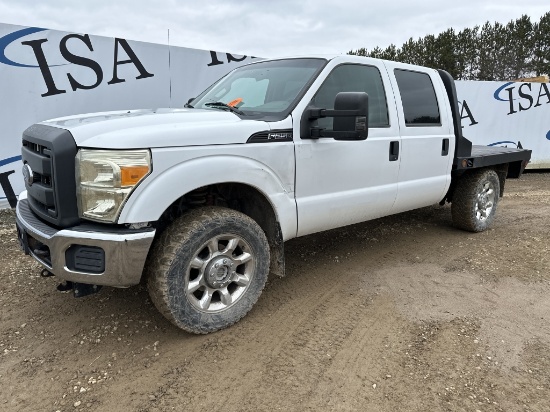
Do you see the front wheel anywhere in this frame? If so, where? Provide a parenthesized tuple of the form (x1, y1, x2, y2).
(146, 207, 270, 334)
(451, 169, 500, 232)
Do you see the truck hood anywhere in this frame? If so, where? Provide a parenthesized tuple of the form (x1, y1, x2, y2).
(41, 108, 271, 148)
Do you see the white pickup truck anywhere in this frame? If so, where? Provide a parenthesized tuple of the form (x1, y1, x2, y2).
(15, 55, 531, 333)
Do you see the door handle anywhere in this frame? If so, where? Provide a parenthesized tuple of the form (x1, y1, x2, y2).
(442, 138, 450, 156)
(389, 141, 399, 161)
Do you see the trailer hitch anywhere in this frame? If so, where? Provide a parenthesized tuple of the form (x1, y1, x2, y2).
(56, 280, 102, 298)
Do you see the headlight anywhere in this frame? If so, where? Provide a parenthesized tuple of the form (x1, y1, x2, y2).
(76, 149, 151, 222)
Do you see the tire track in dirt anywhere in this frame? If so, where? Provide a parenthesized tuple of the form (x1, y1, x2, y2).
(302, 295, 411, 411)
(126, 264, 383, 411)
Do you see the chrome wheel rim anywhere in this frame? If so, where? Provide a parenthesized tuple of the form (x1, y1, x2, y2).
(186, 234, 254, 313)
(475, 180, 496, 222)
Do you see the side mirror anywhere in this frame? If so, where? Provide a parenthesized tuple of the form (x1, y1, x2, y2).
(333, 92, 369, 140)
(301, 92, 369, 141)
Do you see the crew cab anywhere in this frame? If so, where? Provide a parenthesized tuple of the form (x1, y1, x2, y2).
(15, 55, 531, 333)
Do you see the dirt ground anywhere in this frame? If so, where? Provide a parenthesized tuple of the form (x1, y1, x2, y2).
(1, 173, 549, 412)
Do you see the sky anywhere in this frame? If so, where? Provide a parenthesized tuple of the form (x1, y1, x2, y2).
(0, 0, 548, 57)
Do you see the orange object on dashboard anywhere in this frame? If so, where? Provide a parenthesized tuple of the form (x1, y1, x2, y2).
(227, 98, 243, 107)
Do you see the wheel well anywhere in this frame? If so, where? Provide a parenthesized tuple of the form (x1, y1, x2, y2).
(445, 165, 508, 203)
(154, 183, 285, 277)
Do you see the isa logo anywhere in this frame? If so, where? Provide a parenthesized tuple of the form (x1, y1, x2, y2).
(0, 27, 154, 97)
(493, 81, 550, 115)
(493, 82, 550, 144)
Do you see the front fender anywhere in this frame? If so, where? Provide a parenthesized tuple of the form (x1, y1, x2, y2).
(117, 147, 297, 240)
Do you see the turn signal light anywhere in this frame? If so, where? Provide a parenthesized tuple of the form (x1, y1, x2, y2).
(121, 165, 150, 186)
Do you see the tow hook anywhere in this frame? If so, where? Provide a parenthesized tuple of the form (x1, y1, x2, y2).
(40, 269, 54, 278)
(56, 281, 102, 298)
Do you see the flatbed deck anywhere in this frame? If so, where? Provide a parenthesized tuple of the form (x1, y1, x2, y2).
(454, 144, 531, 176)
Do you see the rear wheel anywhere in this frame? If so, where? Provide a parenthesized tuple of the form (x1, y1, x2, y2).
(146, 207, 270, 334)
(452, 169, 500, 232)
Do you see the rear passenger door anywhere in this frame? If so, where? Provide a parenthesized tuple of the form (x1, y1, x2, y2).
(385, 64, 455, 214)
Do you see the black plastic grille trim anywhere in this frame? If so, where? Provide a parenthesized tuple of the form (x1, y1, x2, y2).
(21, 124, 79, 228)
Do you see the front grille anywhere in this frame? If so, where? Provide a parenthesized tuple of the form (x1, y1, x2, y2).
(21, 124, 79, 228)
(22, 139, 55, 217)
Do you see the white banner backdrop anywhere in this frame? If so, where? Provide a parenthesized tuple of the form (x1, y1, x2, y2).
(456, 80, 550, 168)
(1, 22, 549, 207)
(0, 23, 255, 207)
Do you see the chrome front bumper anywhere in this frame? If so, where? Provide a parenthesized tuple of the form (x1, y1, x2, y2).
(15, 196, 156, 287)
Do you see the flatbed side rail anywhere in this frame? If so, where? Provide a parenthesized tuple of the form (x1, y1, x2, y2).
(454, 145, 532, 177)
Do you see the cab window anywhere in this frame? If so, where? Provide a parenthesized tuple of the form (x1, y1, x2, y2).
(310, 64, 389, 130)
(394, 69, 441, 126)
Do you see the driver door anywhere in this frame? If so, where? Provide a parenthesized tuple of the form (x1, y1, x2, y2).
(294, 61, 401, 236)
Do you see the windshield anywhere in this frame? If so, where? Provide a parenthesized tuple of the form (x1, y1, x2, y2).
(189, 58, 326, 121)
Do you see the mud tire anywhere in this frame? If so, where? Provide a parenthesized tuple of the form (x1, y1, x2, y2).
(452, 169, 500, 232)
(146, 207, 270, 334)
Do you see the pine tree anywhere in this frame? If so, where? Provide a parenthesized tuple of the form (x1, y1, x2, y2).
(505, 15, 535, 79)
(348, 12, 550, 81)
(533, 12, 550, 76)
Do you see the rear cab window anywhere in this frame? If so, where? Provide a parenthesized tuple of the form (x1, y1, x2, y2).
(394, 69, 441, 126)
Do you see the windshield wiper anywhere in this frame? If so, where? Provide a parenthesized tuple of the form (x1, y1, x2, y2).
(184, 102, 194, 108)
(204, 102, 245, 115)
